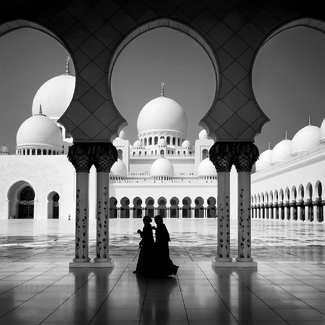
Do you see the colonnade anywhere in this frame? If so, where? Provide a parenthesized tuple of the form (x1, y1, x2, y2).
(68, 143, 117, 267)
(209, 142, 259, 266)
(68, 141, 259, 268)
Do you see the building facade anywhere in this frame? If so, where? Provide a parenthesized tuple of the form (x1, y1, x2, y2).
(251, 119, 325, 224)
(0, 72, 218, 220)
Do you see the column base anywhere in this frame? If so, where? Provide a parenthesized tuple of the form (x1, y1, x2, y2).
(212, 258, 257, 269)
(69, 259, 114, 268)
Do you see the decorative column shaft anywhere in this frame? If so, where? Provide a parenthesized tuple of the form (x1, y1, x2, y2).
(234, 143, 259, 263)
(93, 143, 118, 266)
(210, 142, 234, 263)
(68, 144, 93, 264)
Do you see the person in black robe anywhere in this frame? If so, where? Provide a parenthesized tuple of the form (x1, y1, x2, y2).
(154, 215, 179, 277)
(134, 215, 155, 276)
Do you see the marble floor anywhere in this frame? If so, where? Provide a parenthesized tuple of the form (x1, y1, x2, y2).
(0, 218, 325, 324)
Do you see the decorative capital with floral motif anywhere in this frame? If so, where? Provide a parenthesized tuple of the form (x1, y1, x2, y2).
(68, 143, 93, 173)
(92, 143, 118, 173)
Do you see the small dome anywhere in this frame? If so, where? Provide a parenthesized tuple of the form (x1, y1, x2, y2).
(256, 147, 272, 171)
(158, 138, 167, 146)
(32, 74, 75, 120)
(150, 158, 174, 178)
(110, 159, 127, 177)
(199, 129, 208, 139)
(137, 96, 187, 135)
(291, 122, 321, 155)
(271, 139, 292, 164)
(0, 145, 9, 154)
(118, 130, 127, 140)
(197, 158, 217, 177)
(133, 140, 142, 148)
(320, 118, 325, 143)
(182, 140, 190, 148)
(16, 113, 63, 150)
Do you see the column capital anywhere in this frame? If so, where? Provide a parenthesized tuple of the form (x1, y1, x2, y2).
(209, 142, 235, 172)
(92, 143, 118, 173)
(234, 142, 259, 172)
(68, 143, 93, 173)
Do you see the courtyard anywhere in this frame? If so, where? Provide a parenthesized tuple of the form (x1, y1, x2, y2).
(0, 218, 324, 324)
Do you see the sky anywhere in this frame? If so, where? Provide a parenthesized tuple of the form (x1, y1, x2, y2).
(0, 25, 325, 154)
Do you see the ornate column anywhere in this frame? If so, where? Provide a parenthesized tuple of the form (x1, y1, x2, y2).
(234, 143, 259, 263)
(68, 143, 93, 265)
(93, 143, 118, 266)
(210, 142, 234, 264)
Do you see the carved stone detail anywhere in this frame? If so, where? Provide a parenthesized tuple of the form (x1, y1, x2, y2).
(234, 143, 259, 172)
(92, 143, 118, 173)
(68, 143, 93, 173)
(209, 142, 234, 172)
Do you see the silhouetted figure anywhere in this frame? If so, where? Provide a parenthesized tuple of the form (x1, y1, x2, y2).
(134, 215, 155, 276)
(154, 215, 179, 276)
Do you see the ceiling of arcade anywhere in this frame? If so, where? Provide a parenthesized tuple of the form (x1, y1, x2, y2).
(0, 0, 324, 143)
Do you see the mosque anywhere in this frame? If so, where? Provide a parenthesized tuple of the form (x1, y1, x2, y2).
(1, 57, 325, 224)
(252, 119, 325, 223)
(0, 61, 219, 220)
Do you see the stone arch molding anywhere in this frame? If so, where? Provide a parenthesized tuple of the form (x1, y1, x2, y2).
(1, 1, 323, 143)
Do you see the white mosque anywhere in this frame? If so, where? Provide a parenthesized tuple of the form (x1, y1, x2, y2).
(0, 62, 219, 220)
(1, 60, 325, 224)
(252, 118, 325, 223)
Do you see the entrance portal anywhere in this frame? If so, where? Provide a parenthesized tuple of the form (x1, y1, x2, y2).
(18, 186, 35, 219)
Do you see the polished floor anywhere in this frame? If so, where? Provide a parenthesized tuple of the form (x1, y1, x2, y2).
(0, 218, 325, 325)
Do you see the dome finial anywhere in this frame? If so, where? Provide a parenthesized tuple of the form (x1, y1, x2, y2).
(309, 116, 312, 125)
(161, 82, 164, 97)
(66, 56, 70, 75)
(285, 131, 288, 139)
(268, 143, 271, 149)
(39, 104, 43, 115)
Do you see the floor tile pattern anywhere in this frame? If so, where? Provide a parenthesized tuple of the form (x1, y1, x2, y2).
(0, 219, 324, 324)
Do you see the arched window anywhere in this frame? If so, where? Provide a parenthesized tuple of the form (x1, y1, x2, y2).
(154, 136, 158, 145)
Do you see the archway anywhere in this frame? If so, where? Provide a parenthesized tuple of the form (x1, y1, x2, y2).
(18, 186, 35, 219)
(133, 197, 143, 219)
(0, 24, 75, 153)
(253, 22, 325, 151)
(182, 197, 192, 219)
(111, 23, 216, 144)
(157, 197, 167, 218)
(48, 192, 60, 219)
(194, 197, 204, 218)
(109, 197, 117, 219)
(7, 181, 35, 219)
(170, 197, 179, 219)
(145, 197, 155, 218)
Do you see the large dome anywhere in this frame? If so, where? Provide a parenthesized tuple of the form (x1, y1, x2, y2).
(150, 158, 174, 178)
(32, 74, 75, 120)
(197, 158, 217, 177)
(137, 96, 187, 135)
(16, 113, 63, 149)
(291, 123, 321, 155)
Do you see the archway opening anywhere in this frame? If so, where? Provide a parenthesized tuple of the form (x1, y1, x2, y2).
(111, 24, 216, 145)
(18, 186, 35, 219)
(48, 191, 60, 219)
(252, 24, 325, 152)
(0, 25, 75, 153)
